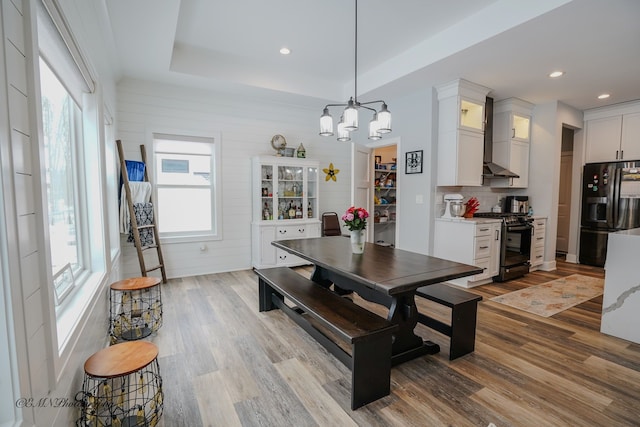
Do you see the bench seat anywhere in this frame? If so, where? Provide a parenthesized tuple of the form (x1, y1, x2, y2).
(256, 267, 397, 409)
(415, 283, 482, 360)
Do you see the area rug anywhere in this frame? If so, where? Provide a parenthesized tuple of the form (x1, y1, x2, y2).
(490, 274, 604, 317)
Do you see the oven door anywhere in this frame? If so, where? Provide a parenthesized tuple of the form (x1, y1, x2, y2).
(502, 224, 533, 267)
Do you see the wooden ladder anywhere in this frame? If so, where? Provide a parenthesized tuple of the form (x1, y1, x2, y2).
(116, 140, 167, 283)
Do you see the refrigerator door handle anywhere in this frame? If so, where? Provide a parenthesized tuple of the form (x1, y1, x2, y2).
(611, 167, 621, 229)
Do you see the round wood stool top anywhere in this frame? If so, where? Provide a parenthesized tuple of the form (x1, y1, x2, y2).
(84, 341, 158, 378)
(110, 276, 161, 291)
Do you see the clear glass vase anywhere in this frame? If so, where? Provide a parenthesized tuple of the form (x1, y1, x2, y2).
(350, 229, 365, 254)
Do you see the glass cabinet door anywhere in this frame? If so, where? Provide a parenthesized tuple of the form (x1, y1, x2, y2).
(260, 165, 274, 220)
(512, 114, 531, 141)
(306, 166, 317, 219)
(459, 98, 484, 131)
(277, 165, 304, 220)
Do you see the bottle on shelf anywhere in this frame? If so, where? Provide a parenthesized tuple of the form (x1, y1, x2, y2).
(288, 202, 296, 219)
(307, 201, 313, 218)
(296, 203, 303, 218)
(263, 202, 271, 220)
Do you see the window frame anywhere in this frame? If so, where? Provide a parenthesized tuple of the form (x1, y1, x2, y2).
(151, 132, 222, 243)
(39, 56, 89, 306)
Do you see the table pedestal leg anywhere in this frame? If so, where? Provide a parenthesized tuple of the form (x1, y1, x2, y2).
(312, 266, 439, 365)
(387, 294, 439, 366)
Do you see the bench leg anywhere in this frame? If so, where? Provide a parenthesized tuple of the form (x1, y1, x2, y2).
(351, 335, 393, 410)
(258, 278, 283, 312)
(449, 301, 479, 360)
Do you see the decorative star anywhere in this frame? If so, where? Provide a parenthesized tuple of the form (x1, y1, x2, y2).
(323, 163, 339, 182)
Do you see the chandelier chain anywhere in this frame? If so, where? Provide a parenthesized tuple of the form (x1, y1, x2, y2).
(354, 0, 358, 104)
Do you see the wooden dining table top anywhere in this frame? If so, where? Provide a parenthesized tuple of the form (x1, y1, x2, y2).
(272, 237, 483, 296)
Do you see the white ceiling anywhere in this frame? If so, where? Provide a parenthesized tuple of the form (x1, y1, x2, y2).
(104, 0, 640, 111)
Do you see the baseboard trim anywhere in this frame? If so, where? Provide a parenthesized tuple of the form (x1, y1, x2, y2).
(565, 254, 578, 264)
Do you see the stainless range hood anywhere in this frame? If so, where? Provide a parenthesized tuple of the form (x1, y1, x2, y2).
(483, 96, 519, 179)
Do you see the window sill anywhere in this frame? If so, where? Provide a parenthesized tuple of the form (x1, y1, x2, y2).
(159, 233, 222, 245)
(55, 271, 105, 355)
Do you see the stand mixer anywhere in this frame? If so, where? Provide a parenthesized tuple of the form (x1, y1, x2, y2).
(442, 194, 464, 218)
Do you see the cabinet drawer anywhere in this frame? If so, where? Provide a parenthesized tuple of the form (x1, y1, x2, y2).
(532, 220, 545, 234)
(472, 257, 491, 280)
(276, 224, 308, 240)
(475, 224, 493, 237)
(276, 248, 305, 266)
(474, 236, 492, 258)
(533, 234, 545, 247)
(531, 246, 544, 266)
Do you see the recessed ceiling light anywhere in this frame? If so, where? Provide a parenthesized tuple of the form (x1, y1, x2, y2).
(279, 47, 291, 55)
(549, 70, 564, 78)
(598, 93, 610, 100)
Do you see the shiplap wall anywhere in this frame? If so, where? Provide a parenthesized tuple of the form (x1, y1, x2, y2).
(117, 78, 352, 279)
(1, 1, 47, 424)
(0, 0, 121, 425)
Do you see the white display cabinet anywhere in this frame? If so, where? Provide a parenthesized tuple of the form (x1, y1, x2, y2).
(251, 156, 321, 268)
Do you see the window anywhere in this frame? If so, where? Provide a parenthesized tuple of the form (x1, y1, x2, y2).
(153, 134, 221, 239)
(37, 0, 104, 356)
(40, 58, 84, 304)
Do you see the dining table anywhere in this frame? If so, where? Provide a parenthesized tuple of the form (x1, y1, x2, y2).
(272, 236, 483, 366)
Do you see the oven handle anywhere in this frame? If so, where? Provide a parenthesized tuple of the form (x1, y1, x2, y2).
(507, 225, 533, 232)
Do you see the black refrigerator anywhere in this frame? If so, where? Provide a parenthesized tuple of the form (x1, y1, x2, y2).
(580, 161, 640, 266)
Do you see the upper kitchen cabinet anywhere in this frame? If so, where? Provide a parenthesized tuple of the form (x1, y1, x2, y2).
(491, 98, 533, 188)
(493, 98, 532, 143)
(436, 79, 491, 187)
(585, 101, 640, 163)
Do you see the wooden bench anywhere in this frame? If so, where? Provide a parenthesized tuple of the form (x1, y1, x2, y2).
(256, 267, 397, 410)
(415, 283, 482, 360)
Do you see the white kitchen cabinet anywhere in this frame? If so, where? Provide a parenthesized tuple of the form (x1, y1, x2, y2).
(585, 109, 640, 163)
(529, 217, 546, 270)
(491, 98, 533, 188)
(620, 112, 640, 160)
(251, 156, 321, 268)
(434, 219, 502, 288)
(436, 79, 491, 187)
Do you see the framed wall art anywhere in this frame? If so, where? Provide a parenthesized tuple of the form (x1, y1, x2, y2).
(405, 150, 423, 174)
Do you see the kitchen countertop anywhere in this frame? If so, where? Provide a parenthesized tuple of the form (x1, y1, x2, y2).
(435, 217, 502, 224)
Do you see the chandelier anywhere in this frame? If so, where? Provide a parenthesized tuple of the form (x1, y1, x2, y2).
(319, 0, 391, 142)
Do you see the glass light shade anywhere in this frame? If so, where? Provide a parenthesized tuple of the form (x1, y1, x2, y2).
(337, 120, 351, 142)
(377, 103, 391, 133)
(343, 98, 358, 131)
(368, 115, 381, 140)
(319, 108, 334, 136)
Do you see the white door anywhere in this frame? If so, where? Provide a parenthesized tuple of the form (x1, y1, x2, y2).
(352, 144, 373, 241)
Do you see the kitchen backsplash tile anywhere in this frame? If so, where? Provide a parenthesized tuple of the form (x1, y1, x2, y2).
(435, 186, 514, 217)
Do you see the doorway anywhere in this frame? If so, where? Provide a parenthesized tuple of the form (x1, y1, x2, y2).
(556, 127, 574, 256)
(373, 144, 397, 246)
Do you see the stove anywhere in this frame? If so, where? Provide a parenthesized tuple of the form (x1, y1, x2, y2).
(473, 212, 533, 281)
(473, 212, 532, 226)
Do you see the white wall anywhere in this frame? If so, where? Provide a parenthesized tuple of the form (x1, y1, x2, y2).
(383, 87, 436, 254)
(526, 101, 583, 269)
(116, 79, 352, 278)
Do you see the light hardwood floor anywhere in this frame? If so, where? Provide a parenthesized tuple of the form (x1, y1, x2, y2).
(146, 260, 640, 427)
